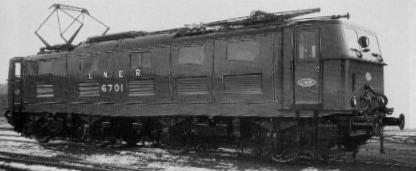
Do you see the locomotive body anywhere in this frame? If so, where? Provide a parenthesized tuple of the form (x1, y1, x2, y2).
(5, 6, 404, 161)
(8, 20, 382, 116)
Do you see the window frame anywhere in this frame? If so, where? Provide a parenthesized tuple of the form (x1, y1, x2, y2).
(344, 28, 361, 58)
(177, 44, 205, 65)
(79, 57, 98, 72)
(226, 39, 259, 62)
(38, 60, 53, 75)
(296, 30, 318, 62)
(14, 62, 21, 78)
(129, 51, 152, 68)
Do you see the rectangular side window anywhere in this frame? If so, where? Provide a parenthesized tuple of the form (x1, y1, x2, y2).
(25, 62, 38, 75)
(227, 40, 258, 61)
(38, 61, 52, 74)
(130, 52, 151, 68)
(80, 57, 98, 72)
(14, 63, 21, 78)
(345, 28, 360, 57)
(298, 31, 317, 60)
(178, 46, 205, 65)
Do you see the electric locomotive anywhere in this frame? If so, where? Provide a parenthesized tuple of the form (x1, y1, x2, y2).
(5, 4, 405, 161)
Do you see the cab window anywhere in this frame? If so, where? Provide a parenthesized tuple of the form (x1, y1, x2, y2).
(130, 52, 151, 68)
(227, 40, 258, 61)
(366, 35, 381, 54)
(14, 63, 21, 78)
(178, 46, 205, 64)
(298, 31, 317, 60)
(38, 60, 52, 74)
(80, 57, 98, 72)
(344, 28, 360, 57)
(25, 62, 38, 75)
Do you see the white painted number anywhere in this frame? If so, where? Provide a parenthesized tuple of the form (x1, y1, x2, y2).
(101, 84, 107, 92)
(114, 84, 120, 92)
(108, 84, 113, 92)
(101, 84, 124, 93)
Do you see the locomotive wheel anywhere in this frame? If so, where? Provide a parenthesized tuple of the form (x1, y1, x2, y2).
(22, 122, 34, 137)
(34, 123, 52, 143)
(166, 145, 189, 155)
(165, 136, 189, 155)
(91, 127, 110, 148)
(352, 145, 360, 159)
(319, 141, 332, 162)
(123, 134, 140, 147)
(271, 148, 299, 163)
(124, 137, 139, 146)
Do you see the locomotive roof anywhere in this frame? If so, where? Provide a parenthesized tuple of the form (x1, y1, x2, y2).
(25, 19, 375, 62)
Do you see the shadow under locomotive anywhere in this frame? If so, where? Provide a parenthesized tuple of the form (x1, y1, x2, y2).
(4, 4, 405, 163)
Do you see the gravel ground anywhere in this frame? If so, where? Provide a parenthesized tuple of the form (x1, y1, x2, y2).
(0, 117, 414, 171)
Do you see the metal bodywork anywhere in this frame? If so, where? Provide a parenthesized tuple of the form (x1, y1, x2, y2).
(8, 20, 386, 118)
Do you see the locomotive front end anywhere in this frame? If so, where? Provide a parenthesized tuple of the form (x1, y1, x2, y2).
(323, 22, 406, 153)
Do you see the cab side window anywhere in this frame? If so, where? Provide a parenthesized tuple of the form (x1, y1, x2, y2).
(38, 60, 52, 75)
(80, 57, 98, 72)
(130, 52, 151, 68)
(344, 28, 360, 57)
(227, 40, 258, 61)
(298, 31, 317, 60)
(25, 62, 38, 75)
(14, 63, 21, 78)
(178, 46, 205, 65)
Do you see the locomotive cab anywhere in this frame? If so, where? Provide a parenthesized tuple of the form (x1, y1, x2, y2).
(288, 20, 385, 111)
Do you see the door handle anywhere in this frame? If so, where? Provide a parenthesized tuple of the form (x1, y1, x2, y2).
(315, 65, 320, 72)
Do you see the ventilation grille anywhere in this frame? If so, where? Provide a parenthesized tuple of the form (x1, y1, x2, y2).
(224, 73, 262, 94)
(128, 80, 155, 96)
(78, 82, 100, 97)
(36, 85, 54, 98)
(176, 76, 208, 95)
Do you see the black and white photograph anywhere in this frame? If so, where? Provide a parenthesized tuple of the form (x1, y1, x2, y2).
(0, 0, 415, 170)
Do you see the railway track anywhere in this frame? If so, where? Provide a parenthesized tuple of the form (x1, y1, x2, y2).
(0, 127, 414, 170)
(0, 151, 162, 171)
(0, 133, 21, 137)
(0, 127, 14, 131)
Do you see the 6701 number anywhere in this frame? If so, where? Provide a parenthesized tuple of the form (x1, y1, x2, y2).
(101, 84, 124, 93)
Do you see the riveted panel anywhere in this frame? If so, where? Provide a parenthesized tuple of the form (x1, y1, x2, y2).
(282, 29, 294, 109)
(114, 44, 171, 104)
(171, 40, 213, 103)
(322, 60, 343, 109)
(273, 33, 282, 103)
(71, 40, 120, 54)
(23, 52, 68, 104)
(346, 60, 384, 110)
(320, 24, 345, 59)
(116, 34, 174, 51)
(214, 32, 276, 103)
